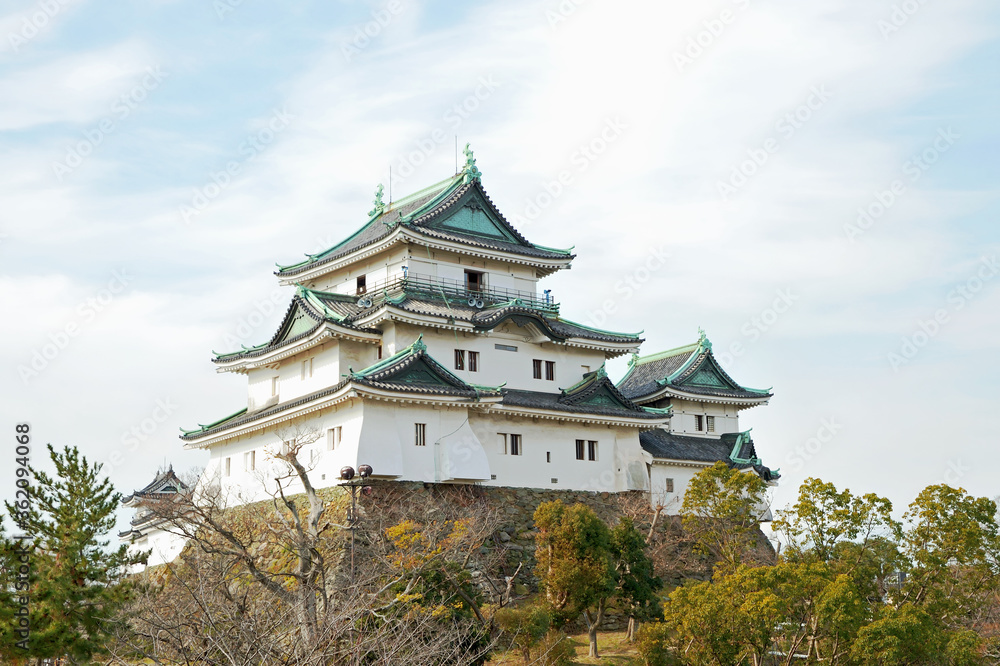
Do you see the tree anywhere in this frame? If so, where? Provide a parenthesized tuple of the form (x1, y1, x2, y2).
(3, 444, 145, 663)
(494, 604, 551, 664)
(533, 500, 615, 658)
(774, 477, 901, 565)
(113, 430, 507, 664)
(611, 516, 662, 640)
(898, 484, 1000, 623)
(681, 461, 770, 571)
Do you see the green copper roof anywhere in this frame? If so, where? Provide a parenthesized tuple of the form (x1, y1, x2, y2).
(180, 407, 248, 436)
(553, 316, 642, 340)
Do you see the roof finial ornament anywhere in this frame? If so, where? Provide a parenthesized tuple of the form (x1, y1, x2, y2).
(368, 183, 386, 218)
(697, 327, 712, 350)
(461, 143, 482, 184)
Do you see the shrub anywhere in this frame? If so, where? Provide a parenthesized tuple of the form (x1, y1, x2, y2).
(494, 604, 551, 664)
(635, 622, 677, 666)
(534, 630, 576, 666)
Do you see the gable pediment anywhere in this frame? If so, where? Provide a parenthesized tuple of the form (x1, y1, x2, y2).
(421, 189, 521, 243)
(674, 355, 742, 391)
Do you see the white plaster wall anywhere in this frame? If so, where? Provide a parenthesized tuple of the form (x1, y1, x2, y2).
(648, 463, 708, 514)
(394, 323, 607, 392)
(129, 527, 188, 568)
(669, 399, 740, 436)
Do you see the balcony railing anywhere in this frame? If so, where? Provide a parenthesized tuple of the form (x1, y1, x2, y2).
(357, 273, 558, 315)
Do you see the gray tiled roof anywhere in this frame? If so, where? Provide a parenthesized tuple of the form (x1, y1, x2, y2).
(617, 351, 691, 398)
(500, 389, 664, 420)
(277, 177, 573, 277)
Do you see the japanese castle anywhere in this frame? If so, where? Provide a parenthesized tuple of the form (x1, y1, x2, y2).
(140, 147, 778, 545)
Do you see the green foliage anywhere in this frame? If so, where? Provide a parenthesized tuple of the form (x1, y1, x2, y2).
(680, 461, 769, 571)
(774, 477, 901, 563)
(533, 500, 616, 657)
(494, 603, 551, 663)
(534, 630, 576, 666)
(2, 445, 145, 662)
(611, 516, 663, 624)
(635, 621, 678, 666)
(533, 500, 615, 614)
(899, 484, 1000, 618)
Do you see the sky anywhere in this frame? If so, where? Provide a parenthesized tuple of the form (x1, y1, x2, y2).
(1, 0, 998, 530)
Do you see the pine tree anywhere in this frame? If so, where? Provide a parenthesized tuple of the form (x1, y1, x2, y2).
(611, 516, 662, 641)
(3, 444, 146, 662)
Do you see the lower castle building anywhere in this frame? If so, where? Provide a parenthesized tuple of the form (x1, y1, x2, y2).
(122, 147, 778, 564)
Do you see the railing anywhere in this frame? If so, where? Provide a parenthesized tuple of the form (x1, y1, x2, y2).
(357, 273, 559, 315)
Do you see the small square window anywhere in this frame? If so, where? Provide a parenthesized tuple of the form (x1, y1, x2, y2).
(510, 434, 522, 456)
(469, 351, 479, 372)
(415, 423, 427, 446)
(588, 440, 598, 461)
(694, 415, 704, 431)
(666, 478, 675, 493)
(455, 349, 465, 370)
(551, 478, 558, 484)
(575, 439, 585, 460)
(545, 361, 555, 381)
(533, 359, 543, 379)
(706, 415, 715, 433)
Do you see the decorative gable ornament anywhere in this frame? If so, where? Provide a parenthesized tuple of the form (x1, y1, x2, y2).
(461, 142, 482, 183)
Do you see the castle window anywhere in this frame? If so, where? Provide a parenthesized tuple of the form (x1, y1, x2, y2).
(665, 478, 674, 493)
(532, 359, 542, 379)
(546, 451, 551, 463)
(694, 415, 704, 431)
(545, 361, 555, 381)
(271, 376, 279, 397)
(469, 351, 479, 372)
(356, 275, 367, 294)
(499, 433, 521, 455)
(302, 357, 313, 379)
(455, 349, 465, 370)
(327, 426, 342, 450)
(575, 439, 585, 460)
(495, 343, 518, 352)
(465, 269, 484, 292)
(224, 457, 231, 477)
(244, 450, 255, 471)
(415, 423, 427, 447)
(376, 344, 383, 360)
(588, 440, 598, 461)
(706, 416, 715, 433)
